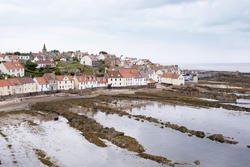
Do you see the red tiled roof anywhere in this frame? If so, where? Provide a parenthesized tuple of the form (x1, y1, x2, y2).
(76, 75, 96, 82)
(18, 77, 35, 84)
(55, 75, 74, 81)
(7, 78, 22, 86)
(162, 73, 180, 79)
(13, 62, 24, 69)
(68, 76, 74, 81)
(0, 80, 12, 87)
(44, 73, 54, 80)
(3, 62, 16, 70)
(55, 75, 64, 81)
(3, 62, 23, 70)
(35, 77, 48, 85)
(106, 71, 122, 78)
(32, 53, 40, 56)
(120, 68, 139, 78)
(97, 77, 107, 84)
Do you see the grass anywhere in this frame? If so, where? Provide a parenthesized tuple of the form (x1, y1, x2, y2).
(57, 62, 83, 69)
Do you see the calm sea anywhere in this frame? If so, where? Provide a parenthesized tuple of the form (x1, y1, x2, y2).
(179, 63, 250, 73)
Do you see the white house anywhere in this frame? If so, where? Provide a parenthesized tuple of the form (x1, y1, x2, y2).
(56, 75, 74, 90)
(106, 71, 124, 87)
(18, 77, 37, 93)
(0, 62, 24, 77)
(74, 75, 98, 90)
(7, 78, 24, 95)
(151, 70, 163, 83)
(43, 73, 57, 91)
(36, 61, 55, 69)
(80, 55, 92, 66)
(18, 55, 30, 61)
(74, 76, 86, 90)
(161, 73, 185, 86)
(97, 77, 107, 87)
(0, 80, 13, 96)
(34, 77, 50, 92)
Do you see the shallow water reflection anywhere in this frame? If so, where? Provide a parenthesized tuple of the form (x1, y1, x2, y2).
(93, 111, 250, 167)
(119, 101, 250, 146)
(0, 117, 162, 167)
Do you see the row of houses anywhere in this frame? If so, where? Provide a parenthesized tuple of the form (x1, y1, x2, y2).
(0, 54, 29, 62)
(0, 74, 107, 96)
(105, 68, 148, 87)
(105, 67, 186, 87)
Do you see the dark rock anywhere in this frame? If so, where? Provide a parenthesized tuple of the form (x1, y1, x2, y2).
(178, 126, 188, 133)
(194, 160, 200, 165)
(195, 131, 205, 138)
(247, 145, 250, 148)
(207, 134, 225, 143)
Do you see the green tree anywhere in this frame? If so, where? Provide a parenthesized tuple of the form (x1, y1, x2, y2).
(14, 52, 21, 55)
(98, 66, 105, 73)
(73, 57, 79, 62)
(55, 69, 61, 75)
(25, 61, 38, 71)
(99, 51, 108, 55)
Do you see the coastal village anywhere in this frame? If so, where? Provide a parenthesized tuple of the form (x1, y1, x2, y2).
(0, 44, 197, 96)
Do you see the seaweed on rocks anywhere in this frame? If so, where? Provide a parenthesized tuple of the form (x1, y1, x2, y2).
(137, 153, 171, 165)
(194, 160, 200, 165)
(34, 149, 59, 167)
(31, 100, 188, 165)
(207, 134, 238, 144)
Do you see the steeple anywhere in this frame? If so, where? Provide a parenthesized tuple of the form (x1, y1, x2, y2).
(42, 43, 47, 54)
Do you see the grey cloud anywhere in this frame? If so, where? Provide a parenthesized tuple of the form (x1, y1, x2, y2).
(0, 0, 250, 63)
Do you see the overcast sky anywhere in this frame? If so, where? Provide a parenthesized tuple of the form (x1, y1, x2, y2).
(0, 0, 250, 64)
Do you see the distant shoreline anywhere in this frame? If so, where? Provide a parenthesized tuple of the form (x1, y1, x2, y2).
(178, 63, 250, 73)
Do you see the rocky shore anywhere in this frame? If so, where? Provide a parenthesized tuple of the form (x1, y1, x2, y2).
(1, 73, 250, 166)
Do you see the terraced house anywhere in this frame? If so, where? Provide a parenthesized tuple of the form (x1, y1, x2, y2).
(34, 77, 50, 92)
(0, 62, 24, 77)
(106, 68, 147, 87)
(161, 73, 185, 86)
(56, 75, 74, 90)
(7, 78, 23, 94)
(74, 75, 105, 90)
(18, 77, 37, 93)
(106, 70, 124, 87)
(0, 80, 13, 96)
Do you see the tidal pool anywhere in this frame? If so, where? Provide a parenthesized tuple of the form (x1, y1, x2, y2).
(117, 101, 250, 146)
(93, 111, 250, 167)
(0, 116, 161, 167)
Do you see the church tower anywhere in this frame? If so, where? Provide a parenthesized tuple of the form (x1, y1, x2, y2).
(42, 43, 47, 54)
